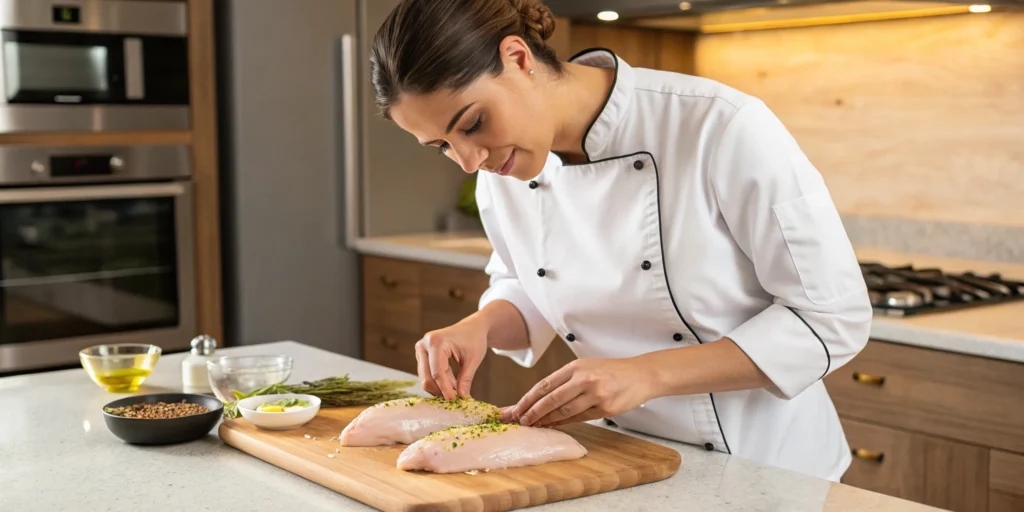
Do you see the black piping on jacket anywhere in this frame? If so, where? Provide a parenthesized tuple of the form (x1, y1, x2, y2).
(785, 306, 832, 379)
(647, 151, 733, 456)
(559, 150, 734, 456)
(560, 47, 731, 454)
(567, 47, 619, 163)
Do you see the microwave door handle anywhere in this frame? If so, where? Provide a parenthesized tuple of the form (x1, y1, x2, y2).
(0, 182, 186, 204)
(336, 33, 360, 248)
(124, 37, 145, 100)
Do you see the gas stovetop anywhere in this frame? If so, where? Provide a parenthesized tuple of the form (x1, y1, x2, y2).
(860, 262, 1024, 317)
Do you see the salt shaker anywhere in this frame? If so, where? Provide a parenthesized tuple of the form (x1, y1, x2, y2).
(182, 334, 218, 394)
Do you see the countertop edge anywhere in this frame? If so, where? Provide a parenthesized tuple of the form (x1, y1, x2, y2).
(868, 320, 1024, 363)
(353, 238, 1024, 365)
(354, 238, 489, 270)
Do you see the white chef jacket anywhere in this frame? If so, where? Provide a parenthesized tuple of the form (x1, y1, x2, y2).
(474, 48, 873, 482)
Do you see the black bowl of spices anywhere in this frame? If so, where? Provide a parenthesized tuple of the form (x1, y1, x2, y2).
(101, 393, 224, 445)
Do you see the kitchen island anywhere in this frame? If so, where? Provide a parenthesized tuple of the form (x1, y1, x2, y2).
(1, 341, 937, 511)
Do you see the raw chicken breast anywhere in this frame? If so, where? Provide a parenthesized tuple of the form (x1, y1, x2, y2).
(339, 397, 500, 447)
(397, 422, 588, 473)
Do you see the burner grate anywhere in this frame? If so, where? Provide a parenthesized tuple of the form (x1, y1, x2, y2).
(859, 262, 1024, 316)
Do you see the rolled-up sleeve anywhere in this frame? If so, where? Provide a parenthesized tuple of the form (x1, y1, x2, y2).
(709, 99, 873, 399)
(475, 173, 556, 368)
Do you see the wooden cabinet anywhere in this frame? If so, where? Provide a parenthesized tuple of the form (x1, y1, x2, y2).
(990, 450, 1024, 512)
(825, 340, 1024, 512)
(841, 417, 990, 511)
(420, 264, 490, 332)
(841, 418, 927, 502)
(362, 324, 419, 376)
(923, 436, 990, 511)
(360, 255, 576, 407)
(825, 340, 1024, 454)
(990, 493, 1024, 512)
(363, 256, 422, 333)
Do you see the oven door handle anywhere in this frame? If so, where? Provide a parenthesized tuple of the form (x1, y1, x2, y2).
(0, 182, 187, 204)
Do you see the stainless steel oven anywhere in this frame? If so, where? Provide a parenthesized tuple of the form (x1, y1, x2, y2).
(0, 145, 196, 374)
(0, 0, 190, 133)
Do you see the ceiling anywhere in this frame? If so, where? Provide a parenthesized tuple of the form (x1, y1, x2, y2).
(545, 0, 1022, 33)
(545, 0, 1023, 20)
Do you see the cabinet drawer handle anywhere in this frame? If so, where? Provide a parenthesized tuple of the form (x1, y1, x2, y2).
(379, 275, 398, 288)
(448, 288, 464, 300)
(852, 448, 885, 463)
(852, 371, 885, 386)
(380, 336, 398, 349)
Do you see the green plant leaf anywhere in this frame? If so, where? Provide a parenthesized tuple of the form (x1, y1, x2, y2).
(457, 174, 479, 218)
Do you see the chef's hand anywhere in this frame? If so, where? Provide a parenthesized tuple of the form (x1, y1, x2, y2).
(502, 357, 655, 427)
(415, 318, 488, 401)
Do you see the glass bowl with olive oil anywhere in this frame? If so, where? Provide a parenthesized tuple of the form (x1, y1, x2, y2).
(80, 344, 162, 392)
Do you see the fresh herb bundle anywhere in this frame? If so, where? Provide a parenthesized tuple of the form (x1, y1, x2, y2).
(222, 375, 416, 418)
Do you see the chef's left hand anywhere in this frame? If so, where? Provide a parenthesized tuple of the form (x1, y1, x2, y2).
(502, 357, 655, 427)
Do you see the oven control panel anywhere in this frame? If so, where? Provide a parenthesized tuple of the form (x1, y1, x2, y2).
(49, 155, 122, 177)
(0, 145, 190, 186)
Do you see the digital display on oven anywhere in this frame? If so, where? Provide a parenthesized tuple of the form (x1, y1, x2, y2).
(50, 155, 113, 177)
(52, 5, 81, 24)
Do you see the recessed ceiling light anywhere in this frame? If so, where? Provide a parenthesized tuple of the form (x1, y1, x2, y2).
(679, 2, 692, 10)
(968, 4, 991, 12)
(597, 11, 619, 21)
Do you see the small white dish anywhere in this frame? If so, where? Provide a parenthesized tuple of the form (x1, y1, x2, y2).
(236, 393, 321, 430)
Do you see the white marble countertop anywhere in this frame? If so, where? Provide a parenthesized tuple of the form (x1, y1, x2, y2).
(354, 233, 1024, 365)
(1, 341, 939, 512)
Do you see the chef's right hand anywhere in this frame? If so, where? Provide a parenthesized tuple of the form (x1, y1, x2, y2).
(415, 318, 488, 401)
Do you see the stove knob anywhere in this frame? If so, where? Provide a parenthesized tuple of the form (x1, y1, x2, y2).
(30, 160, 45, 174)
(109, 156, 125, 170)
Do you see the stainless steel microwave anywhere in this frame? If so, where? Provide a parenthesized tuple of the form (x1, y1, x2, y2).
(0, 0, 190, 133)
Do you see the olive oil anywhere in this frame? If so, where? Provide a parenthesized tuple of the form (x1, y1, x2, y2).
(79, 344, 161, 392)
(92, 367, 152, 392)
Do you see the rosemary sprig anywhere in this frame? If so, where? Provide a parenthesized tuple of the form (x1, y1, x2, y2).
(222, 375, 416, 419)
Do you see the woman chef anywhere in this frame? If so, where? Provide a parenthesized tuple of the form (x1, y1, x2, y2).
(370, 0, 873, 481)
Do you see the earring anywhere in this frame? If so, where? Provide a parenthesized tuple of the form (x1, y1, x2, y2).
(529, 69, 535, 76)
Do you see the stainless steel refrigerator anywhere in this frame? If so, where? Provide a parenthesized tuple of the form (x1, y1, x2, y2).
(216, 0, 467, 356)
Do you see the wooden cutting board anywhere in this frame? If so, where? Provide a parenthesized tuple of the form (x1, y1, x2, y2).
(219, 406, 682, 511)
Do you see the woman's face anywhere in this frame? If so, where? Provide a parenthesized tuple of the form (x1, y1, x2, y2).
(388, 53, 553, 181)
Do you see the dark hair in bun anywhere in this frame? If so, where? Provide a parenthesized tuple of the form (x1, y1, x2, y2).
(371, 0, 563, 118)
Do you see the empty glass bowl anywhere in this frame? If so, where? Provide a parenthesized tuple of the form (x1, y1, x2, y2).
(207, 355, 293, 403)
(80, 344, 162, 393)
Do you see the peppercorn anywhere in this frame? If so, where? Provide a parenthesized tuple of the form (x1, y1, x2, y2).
(104, 400, 209, 419)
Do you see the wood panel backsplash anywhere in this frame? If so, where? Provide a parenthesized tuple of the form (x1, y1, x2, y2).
(695, 13, 1024, 226)
(569, 23, 696, 75)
